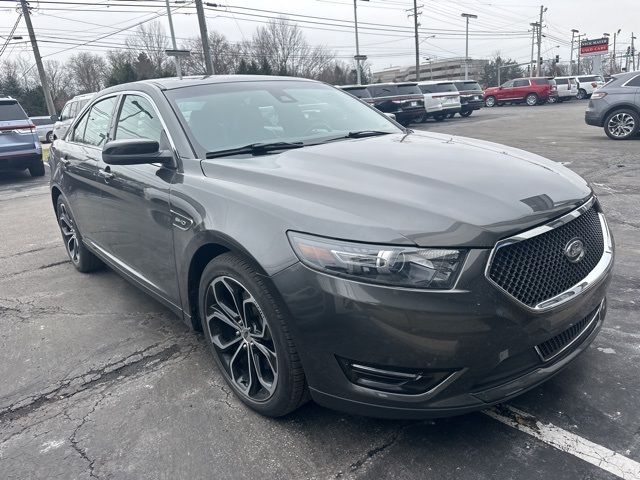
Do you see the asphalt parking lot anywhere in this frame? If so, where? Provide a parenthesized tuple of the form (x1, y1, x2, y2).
(1, 100, 639, 480)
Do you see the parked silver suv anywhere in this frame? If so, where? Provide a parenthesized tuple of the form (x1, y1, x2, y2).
(585, 71, 640, 140)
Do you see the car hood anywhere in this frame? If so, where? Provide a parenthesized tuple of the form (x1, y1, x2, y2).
(200, 132, 591, 247)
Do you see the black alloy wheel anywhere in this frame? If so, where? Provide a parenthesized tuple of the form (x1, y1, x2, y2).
(55, 196, 102, 272)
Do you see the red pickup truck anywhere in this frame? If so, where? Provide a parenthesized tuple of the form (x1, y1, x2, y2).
(484, 77, 558, 107)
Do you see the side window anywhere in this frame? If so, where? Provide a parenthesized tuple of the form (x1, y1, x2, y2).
(59, 103, 71, 121)
(513, 79, 529, 87)
(68, 102, 78, 119)
(501, 81, 514, 88)
(114, 95, 167, 147)
(74, 96, 117, 147)
(626, 75, 640, 87)
(71, 112, 89, 143)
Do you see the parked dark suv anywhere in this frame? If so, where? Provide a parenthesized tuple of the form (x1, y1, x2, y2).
(364, 82, 425, 126)
(0, 96, 45, 177)
(453, 80, 484, 116)
(50, 76, 613, 419)
(585, 70, 640, 140)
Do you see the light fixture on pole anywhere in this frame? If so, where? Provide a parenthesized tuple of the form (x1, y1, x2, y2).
(461, 13, 477, 80)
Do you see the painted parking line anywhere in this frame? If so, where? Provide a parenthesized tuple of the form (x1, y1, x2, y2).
(485, 405, 640, 480)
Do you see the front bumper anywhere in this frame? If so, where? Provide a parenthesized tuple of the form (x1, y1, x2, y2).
(272, 214, 614, 418)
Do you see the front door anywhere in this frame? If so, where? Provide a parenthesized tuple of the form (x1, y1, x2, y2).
(95, 94, 180, 306)
(497, 80, 514, 101)
(57, 95, 118, 241)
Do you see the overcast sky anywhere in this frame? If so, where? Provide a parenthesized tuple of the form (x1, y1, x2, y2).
(0, 0, 637, 71)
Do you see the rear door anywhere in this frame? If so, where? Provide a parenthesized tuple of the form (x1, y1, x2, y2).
(512, 79, 530, 100)
(95, 93, 179, 305)
(57, 95, 119, 240)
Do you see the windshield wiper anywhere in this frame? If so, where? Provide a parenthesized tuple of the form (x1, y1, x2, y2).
(345, 130, 394, 138)
(206, 141, 304, 159)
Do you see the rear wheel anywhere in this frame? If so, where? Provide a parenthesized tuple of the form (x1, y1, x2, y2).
(485, 96, 496, 107)
(604, 109, 639, 140)
(576, 89, 587, 100)
(55, 197, 103, 272)
(28, 161, 45, 177)
(433, 113, 447, 122)
(525, 93, 539, 106)
(460, 110, 473, 117)
(447, 113, 456, 119)
(548, 96, 558, 104)
(199, 253, 308, 417)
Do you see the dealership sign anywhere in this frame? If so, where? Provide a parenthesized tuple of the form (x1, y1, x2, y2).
(580, 37, 609, 56)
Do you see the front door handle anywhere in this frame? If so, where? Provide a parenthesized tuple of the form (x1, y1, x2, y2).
(98, 168, 114, 181)
(60, 156, 70, 168)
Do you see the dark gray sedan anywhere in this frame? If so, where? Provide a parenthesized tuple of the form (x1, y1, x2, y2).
(585, 70, 640, 139)
(49, 76, 613, 419)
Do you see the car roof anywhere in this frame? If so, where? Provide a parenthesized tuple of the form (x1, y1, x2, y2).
(612, 70, 640, 80)
(417, 80, 456, 85)
(367, 82, 417, 87)
(100, 75, 318, 94)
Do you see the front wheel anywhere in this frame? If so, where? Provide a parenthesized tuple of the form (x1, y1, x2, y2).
(55, 197, 103, 272)
(460, 110, 473, 117)
(199, 253, 308, 417)
(576, 89, 587, 100)
(484, 96, 496, 107)
(604, 109, 639, 140)
(525, 93, 539, 106)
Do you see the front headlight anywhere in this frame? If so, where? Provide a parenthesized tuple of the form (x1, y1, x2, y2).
(287, 232, 465, 289)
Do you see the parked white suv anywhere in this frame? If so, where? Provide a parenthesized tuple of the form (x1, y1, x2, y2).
(552, 77, 578, 102)
(417, 81, 461, 121)
(53, 92, 95, 140)
(575, 75, 605, 100)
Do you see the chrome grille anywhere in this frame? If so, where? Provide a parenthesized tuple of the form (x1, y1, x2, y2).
(488, 206, 604, 308)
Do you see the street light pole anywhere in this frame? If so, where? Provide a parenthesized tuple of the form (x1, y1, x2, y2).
(353, 0, 363, 84)
(164, 0, 181, 78)
(531, 23, 540, 76)
(461, 13, 477, 80)
(570, 29, 578, 75)
(612, 29, 621, 73)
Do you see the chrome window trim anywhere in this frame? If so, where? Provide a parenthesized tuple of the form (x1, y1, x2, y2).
(484, 197, 614, 312)
(534, 299, 604, 362)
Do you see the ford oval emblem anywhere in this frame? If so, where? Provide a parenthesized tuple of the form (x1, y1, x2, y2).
(564, 238, 585, 263)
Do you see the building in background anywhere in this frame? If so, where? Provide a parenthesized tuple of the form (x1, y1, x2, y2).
(373, 57, 490, 83)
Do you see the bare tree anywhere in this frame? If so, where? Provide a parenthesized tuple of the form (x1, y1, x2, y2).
(126, 21, 169, 76)
(68, 52, 106, 93)
(182, 31, 238, 75)
(44, 60, 73, 108)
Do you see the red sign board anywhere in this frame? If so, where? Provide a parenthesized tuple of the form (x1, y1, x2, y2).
(580, 38, 609, 57)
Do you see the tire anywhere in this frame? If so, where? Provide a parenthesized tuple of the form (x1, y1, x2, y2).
(55, 196, 103, 273)
(199, 253, 308, 417)
(433, 113, 446, 122)
(46, 131, 53, 143)
(485, 96, 496, 107)
(525, 93, 539, 106)
(576, 89, 587, 100)
(28, 161, 45, 177)
(460, 110, 473, 117)
(548, 96, 557, 104)
(604, 109, 639, 140)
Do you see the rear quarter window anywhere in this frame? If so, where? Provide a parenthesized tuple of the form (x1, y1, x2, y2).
(0, 101, 28, 121)
(625, 75, 640, 87)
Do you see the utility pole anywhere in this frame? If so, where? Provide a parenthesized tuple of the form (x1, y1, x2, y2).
(632, 33, 637, 71)
(19, 0, 56, 117)
(570, 29, 578, 75)
(461, 13, 477, 80)
(536, 5, 545, 76)
(353, 0, 362, 84)
(194, 0, 213, 75)
(576, 33, 584, 75)
(412, 0, 421, 81)
(531, 23, 539, 76)
(164, 0, 181, 78)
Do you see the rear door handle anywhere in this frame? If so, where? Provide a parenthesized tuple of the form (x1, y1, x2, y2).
(98, 168, 114, 180)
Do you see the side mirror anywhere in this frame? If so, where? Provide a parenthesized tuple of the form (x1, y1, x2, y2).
(102, 139, 173, 166)
(384, 113, 397, 121)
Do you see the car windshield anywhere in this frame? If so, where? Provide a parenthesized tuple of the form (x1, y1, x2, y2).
(166, 80, 401, 155)
(0, 100, 27, 121)
(454, 81, 482, 91)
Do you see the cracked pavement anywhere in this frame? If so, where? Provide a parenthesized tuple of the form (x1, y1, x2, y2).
(0, 102, 638, 479)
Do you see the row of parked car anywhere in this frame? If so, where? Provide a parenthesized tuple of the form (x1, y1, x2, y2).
(338, 80, 484, 126)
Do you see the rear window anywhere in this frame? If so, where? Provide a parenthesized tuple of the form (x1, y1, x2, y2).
(30, 118, 51, 126)
(342, 87, 371, 99)
(368, 85, 398, 97)
(531, 78, 550, 85)
(0, 100, 28, 121)
(578, 76, 603, 83)
(454, 81, 482, 91)
(397, 85, 421, 95)
(420, 83, 457, 93)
